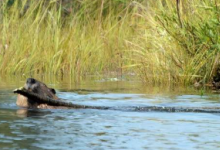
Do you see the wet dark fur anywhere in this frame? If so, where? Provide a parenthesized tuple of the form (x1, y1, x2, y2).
(25, 78, 57, 99)
(16, 78, 59, 108)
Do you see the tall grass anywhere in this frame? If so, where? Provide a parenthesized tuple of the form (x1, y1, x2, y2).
(0, 0, 219, 85)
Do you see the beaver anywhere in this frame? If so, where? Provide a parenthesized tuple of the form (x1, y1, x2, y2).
(15, 78, 220, 113)
(16, 78, 59, 109)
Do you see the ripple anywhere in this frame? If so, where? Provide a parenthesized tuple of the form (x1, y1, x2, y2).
(1, 82, 220, 150)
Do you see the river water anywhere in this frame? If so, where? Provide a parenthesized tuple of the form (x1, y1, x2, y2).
(0, 76, 220, 150)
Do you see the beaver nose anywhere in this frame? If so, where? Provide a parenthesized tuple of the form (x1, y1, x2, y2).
(24, 84, 31, 90)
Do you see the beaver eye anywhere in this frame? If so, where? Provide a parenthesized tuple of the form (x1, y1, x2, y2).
(27, 78, 36, 84)
(30, 78, 36, 84)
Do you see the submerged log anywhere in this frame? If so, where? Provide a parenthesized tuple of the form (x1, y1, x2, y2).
(14, 88, 220, 113)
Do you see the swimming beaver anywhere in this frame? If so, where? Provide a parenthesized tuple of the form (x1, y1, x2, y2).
(16, 78, 59, 109)
(15, 78, 220, 113)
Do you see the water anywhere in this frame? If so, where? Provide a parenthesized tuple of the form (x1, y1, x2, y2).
(0, 76, 220, 150)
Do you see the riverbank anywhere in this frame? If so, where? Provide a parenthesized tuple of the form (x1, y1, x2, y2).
(0, 0, 219, 85)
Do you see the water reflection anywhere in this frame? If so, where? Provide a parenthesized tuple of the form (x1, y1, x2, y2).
(0, 75, 220, 150)
(16, 109, 52, 118)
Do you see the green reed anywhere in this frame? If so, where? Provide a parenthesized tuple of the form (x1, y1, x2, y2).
(0, 0, 219, 85)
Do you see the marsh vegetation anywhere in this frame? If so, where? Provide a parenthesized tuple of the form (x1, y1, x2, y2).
(0, 0, 219, 85)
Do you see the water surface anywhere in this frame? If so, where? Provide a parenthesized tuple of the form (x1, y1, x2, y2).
(0, 76, 220, 150)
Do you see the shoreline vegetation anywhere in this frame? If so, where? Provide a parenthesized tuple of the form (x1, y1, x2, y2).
(0, 0, 219, 85)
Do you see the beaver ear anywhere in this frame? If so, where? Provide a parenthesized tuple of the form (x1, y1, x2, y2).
(50, 88, 56, 94)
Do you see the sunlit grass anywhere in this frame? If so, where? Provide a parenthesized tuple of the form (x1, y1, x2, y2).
(0, 0, 219, 85)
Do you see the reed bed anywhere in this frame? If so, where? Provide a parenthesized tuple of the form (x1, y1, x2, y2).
(0, 0, 219, 85)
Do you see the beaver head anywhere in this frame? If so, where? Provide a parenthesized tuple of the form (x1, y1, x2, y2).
(16, 78, 58, 108)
